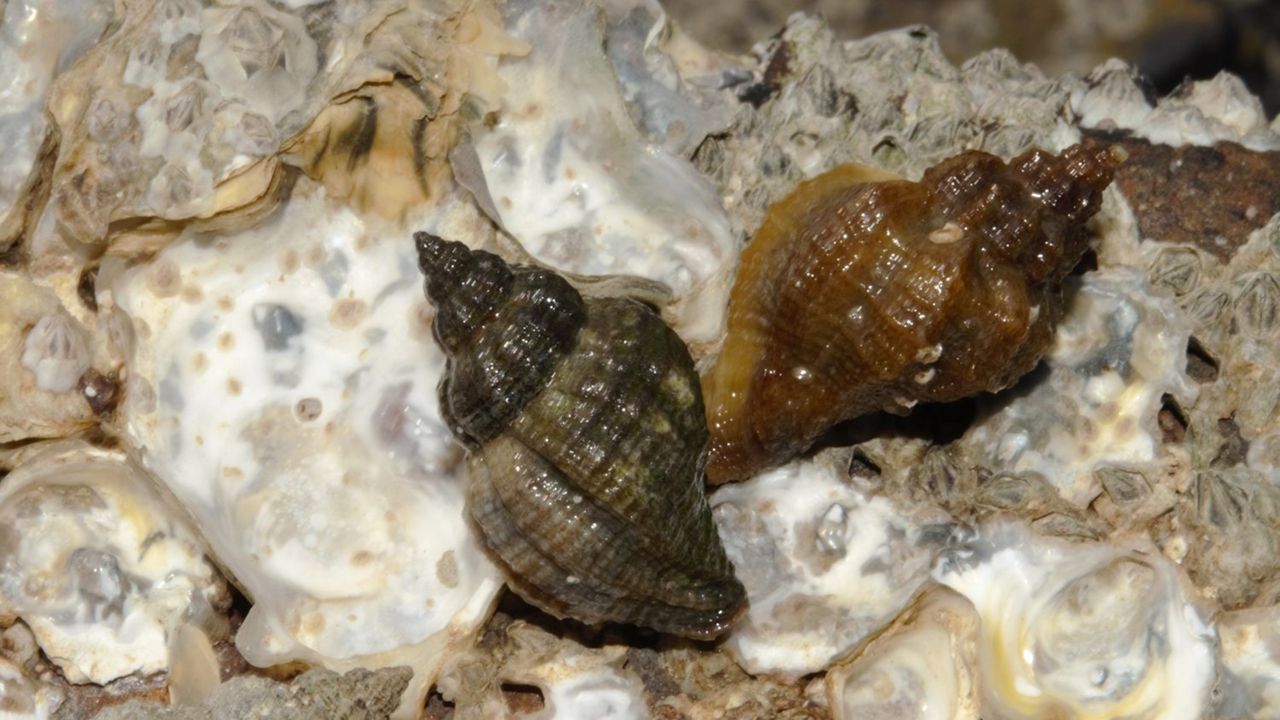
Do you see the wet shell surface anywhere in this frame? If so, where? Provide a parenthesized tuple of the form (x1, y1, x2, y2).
(415, 232, 747, 639)
(702, 143, 1122, 483)
(934, 523, 1216, 719)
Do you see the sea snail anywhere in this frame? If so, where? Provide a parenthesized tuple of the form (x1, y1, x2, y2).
(414, 232, 747, 639)
(703, 143, 1123, 484)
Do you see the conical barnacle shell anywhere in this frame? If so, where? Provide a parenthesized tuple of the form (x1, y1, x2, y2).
(415, 233, 747, 639)
(703, 143, 1122, 484)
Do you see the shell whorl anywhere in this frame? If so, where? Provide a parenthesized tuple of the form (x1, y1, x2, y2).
(921, 144, 1120, 282)
(415, 232, 586, 447)
(415, 232, 747, 638)
(703, 143, 1121, 484)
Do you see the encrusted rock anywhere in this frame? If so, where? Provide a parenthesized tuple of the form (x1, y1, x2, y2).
(92, 667, 413, 720)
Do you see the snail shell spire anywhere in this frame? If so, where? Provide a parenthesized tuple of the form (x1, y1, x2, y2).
(703, 143, 1122, 484)
(415, 233, 747, 638)
(415, 232, 516, 355)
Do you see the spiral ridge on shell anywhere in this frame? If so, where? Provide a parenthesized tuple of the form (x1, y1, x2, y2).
(415, 232, 747, 639)
(702, 143, 1122, 484)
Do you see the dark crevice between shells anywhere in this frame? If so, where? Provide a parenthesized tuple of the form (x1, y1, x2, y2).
(815, 397, 980, 453)
(1159, 394, 1190, 443)
(1185, 336, 1220, 383)
(500, 684, 545, 714)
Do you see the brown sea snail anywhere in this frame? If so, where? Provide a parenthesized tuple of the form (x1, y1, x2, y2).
(414, 232, 747, 639)
(703, 143, 1123, 484)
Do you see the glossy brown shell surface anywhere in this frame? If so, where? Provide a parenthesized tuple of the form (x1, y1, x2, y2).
(415, 233, 746, 639)
(703, 144, 1120, 484)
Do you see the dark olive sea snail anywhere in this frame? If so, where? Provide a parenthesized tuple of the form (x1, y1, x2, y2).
(703, 143, 1123, 485)
(414, 232, 747, 639)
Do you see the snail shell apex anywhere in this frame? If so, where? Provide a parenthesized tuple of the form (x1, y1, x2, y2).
(415, 233, 747, 639)
(703, 144, 1122, 484)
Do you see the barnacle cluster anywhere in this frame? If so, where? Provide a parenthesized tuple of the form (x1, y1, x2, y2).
(1, 0, 1279, 718)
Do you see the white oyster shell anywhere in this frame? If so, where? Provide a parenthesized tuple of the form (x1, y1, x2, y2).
(0, 441, 224, 685)
(962, 267, 1197, 507)
(109, 181, 502, 712)
(826, 587, 981, 720)
(469, 0, 736, 347)
(711, 453, 939, 675)
(934, 523, 1216, 720)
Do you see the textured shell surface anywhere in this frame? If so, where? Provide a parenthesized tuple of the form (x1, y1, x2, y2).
(415, 232, 746, 640)
(22, 0, 516, 262)
(702, 143, 1122, 484)
(110, 182, 503, 714)
(0, 440, 225, 686)
(0, 0, 112, 249)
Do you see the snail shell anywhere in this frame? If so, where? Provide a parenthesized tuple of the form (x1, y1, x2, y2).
(414, 233, 746, 639)
(703, 144, 1122, 484)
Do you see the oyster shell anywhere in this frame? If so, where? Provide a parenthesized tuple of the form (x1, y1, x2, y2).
(934, 523, 1217, 719)
(711, 452, 940, 675)
(109, 182, 503, 713)
(825, 587, 981, 720)
(27, 0, 519, 260)
(465, 0, 736, 347)
(0, 440, 225, 685)
(417, 233, 745, 639)
(702, 143, 1121, 484)
(961, 267, 1198, 507)
(0, 0, 111, 252)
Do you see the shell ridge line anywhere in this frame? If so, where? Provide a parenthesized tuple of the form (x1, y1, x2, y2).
(507, 300, 737, 588)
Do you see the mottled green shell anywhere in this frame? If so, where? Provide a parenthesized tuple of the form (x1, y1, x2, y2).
(415, 233, 745, 639)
